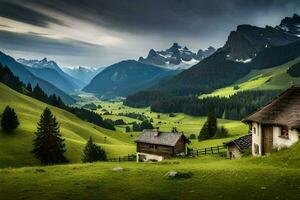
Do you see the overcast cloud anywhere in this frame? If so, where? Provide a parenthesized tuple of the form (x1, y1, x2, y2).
(0, 0, 299, 67)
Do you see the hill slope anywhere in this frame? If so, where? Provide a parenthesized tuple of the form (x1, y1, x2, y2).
(83, 60, 179, 97)
(0, 51, 74, 104)
(201, 57, 300, 98)
(0, 83, 135, 168)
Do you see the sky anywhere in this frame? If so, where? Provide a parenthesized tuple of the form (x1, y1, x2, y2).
(0, 0, 300, 68)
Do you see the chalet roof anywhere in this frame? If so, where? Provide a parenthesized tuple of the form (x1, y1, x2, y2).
(135, 130, 190, 146)
(243, 85, 300, 129)
(224, 134, 252, 152)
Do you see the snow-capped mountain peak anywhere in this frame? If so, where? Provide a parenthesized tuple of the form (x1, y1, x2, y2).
(138, 43, 216, 69)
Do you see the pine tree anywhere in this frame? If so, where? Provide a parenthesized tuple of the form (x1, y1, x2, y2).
(82, 136, 107, 163)
(31, 84, 49, 103)
(198, 111, 217, 140)
(32, 108, 68, 165)
(26, 83, 32, 92)
(1, 106, 19, 132)
(207, 111, 217, 137)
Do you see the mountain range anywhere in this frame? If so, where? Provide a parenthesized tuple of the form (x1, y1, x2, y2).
(0, 52, 74, 103)
(83, 60, 180, 98)
(63, 66, 105, 85)
(17, 58, 85, 93)
(138, 43, 215, 69)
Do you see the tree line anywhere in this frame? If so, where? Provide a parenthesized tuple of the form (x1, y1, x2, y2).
(124, 90, 281, 120)
(0, 63, 114, 130)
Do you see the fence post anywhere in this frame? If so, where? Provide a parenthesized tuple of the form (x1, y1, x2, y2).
(211, 147, 213, 154)
(197, 150, 199, 157)
(217, 145, 220, 153)
(205, 148, 206, 155)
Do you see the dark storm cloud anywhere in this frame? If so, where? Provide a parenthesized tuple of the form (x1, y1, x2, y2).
(22, 0, 300, 35)
(0, 30, 101, 55)
(0, 1, 65, 27)
(0, 0, 300, 66)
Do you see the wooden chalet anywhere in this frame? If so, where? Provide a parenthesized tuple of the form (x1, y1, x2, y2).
(243, 86, 300, 156)
(135, 130, 190, 162)
(224, 134, 252, 159)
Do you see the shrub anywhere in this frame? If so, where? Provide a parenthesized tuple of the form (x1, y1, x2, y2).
(125, 126, 131, 132)
(169, 113, 176, 117)
(214, 126, 229, 138)
(1, 106, 19, 133)
(140, 120, 153, 130)
(189, 134, 196, 140)
(114, 119, 126, 125)
(82, 136, 107, 163)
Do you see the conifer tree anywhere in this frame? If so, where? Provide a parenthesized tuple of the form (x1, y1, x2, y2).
(82, 136, 107, 163)
(32, 108, 68, 165)
(1, 106, 19, 132)
(198, 111, 217, 140)
(26, 83, 32, 92)
(31, 84, 49, 103)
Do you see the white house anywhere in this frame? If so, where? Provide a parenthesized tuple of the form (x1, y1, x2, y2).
(243, 86, 300, 156)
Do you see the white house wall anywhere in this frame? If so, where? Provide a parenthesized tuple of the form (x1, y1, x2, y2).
(252, 122, 262, 156)
(273, 127, 299, 149)
(136, 152, 163, 162)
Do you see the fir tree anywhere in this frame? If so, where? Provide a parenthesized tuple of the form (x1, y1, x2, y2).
(82, 136, 107, 163)
(31, 84, 49, 103)
(1, 106, 19, 132)
(198, 111, 217, 140)
(26, 83, 32, 92)
(32, 108, 68, 165)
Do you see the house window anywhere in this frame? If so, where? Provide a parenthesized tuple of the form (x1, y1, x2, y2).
(149, 144, 158, 149)
(280, 127, 289, 139)
(253, 127, 256, 134)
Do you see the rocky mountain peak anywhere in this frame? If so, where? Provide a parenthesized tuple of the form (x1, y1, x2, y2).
(138, 43, 215, 69)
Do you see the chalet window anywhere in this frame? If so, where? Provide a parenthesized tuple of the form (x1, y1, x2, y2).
(280, 127, 289, 139)
(253, 127, 256, 134)
(149, 144, 158, 149)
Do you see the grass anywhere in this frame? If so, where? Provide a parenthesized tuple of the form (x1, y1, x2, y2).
(0, 83, 135, 168)
(200, 57, 300, 98)
(1, 143, 300, 200)
(0, 83, 248, 168)
(93, 101, 248, 149)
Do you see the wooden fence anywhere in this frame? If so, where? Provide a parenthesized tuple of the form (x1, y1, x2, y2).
(107, 154, 137, 162)
(191, 145, 226, 157)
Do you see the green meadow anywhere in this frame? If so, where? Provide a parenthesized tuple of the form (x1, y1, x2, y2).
(200, 57, 300, 98)
(0, 83, 135, 168)
(1, 143, 300, 200)
(0, 82, 248, 168)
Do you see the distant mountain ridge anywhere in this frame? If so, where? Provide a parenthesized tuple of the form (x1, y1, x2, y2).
(138, 43, 215, 69)
(83, 60, 180, 97)
(63, 66, 105, 85)
(0, 51, 74, 104)
(128, 14, 300, 98)
(224, 14, 300, 61)
(17, 58, 85, 93)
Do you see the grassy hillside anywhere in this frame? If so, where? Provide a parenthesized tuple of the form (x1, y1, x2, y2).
(1, 142, 300, 200)
(0, 83, 135, 168)
(200, 57, 300, 98)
